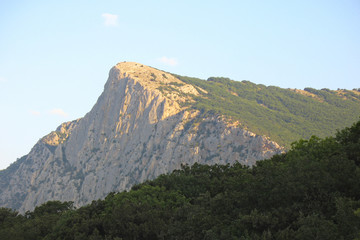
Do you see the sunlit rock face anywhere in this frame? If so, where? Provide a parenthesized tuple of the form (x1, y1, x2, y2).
(0, 62, 283, 212)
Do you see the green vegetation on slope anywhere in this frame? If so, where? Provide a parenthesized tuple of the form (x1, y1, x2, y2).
(1, 120, 360, 239)
(174, 75, 360, 147)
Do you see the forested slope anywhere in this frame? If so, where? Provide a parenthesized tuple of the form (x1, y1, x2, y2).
(175, 75, 360, 147)
(1, 119, 359, 239)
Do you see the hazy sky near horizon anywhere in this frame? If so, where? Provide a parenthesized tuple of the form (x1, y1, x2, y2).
(0, 0, 359, 170)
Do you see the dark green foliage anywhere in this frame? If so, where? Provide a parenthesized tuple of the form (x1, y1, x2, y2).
(0, 201, 74, 240)
(1, 120, 360, 239)
(174, 75, 360, 148)
(336, 119, 360, 166)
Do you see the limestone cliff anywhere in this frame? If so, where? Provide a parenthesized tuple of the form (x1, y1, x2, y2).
(0, 62, 283, 212)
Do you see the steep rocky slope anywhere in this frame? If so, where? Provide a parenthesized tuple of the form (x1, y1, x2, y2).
(0, 62, 283, 212)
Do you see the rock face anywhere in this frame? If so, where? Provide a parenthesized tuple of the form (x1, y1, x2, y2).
(0, 62, 283, 212)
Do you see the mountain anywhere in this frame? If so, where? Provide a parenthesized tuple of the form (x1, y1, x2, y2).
(0, 62, 282, 212)
(0, 62, 359, 212)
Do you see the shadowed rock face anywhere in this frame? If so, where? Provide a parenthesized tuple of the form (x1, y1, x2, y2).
(0, 62, 283, 212)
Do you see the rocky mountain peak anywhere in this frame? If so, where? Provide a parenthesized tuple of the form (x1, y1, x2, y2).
(109, 62, 203, 105)
(112, 62, 182, 87)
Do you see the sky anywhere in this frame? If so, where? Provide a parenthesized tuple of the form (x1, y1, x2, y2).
(0, 0, 359, 170)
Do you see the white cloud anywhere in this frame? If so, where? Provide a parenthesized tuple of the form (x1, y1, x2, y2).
(158, 56, 178, 66)
(49, 108, 68, 117)
(102, 13, 118, 26)
(29, 110, 41, 116)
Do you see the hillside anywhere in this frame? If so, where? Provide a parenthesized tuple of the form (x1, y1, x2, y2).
(174, 75, 360, 147)
(0, 119, 359, 239)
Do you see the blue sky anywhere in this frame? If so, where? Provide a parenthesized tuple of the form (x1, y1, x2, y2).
(0, 0, 359, 169)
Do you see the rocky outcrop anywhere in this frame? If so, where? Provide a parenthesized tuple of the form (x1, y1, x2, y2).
(0, 62, 283, 212)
